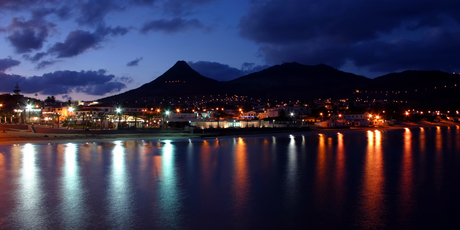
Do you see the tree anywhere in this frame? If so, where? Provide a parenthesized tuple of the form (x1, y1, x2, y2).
(13, 83, 21, 95)
(0, 110, 6, 123)
(45, 96, 56, 104)
(95, 112, 107, 130)
(143, 112, 155, 128)
(132, 112, 139, 129)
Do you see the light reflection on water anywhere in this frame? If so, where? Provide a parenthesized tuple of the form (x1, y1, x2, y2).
(16, 144, 45, 229)
(358, 130, 386, 228)
(107, 140, 133, 229)
(158, 140, 182, 229)
(1, 127, 460, 229)
(61, 143, 85, 229)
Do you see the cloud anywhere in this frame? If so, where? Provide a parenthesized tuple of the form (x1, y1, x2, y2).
(115, 76, 134, 84)
(35, 60, 59, 70)
(0, 58, 21, 72)
(127, 57, 143, 66)
(239, 0, 460, 75)
(61, 94, 72, 100)
(0, 69, 128, 95)
(48, 25, 128, 58)
(75, 82, 127, 95)
(162, 0, 217, 16)
(23, 52, 47, 62)
(75, 0, 124, 26)
(0, 0, 55, 10)
(188, 61, 270, 81)
(141, 17, 207, 34)
(5, 17, 55, 53)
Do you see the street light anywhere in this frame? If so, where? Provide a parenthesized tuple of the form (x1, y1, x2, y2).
(26, 104, 32, 123)
(116, 108, 121, 129)
(163, 111, 170, 129)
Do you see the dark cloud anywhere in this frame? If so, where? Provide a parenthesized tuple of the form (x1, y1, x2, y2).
(141, 17, 207, 34)
(0, 69, 127, 95)
(61, 94, 72, 101)
(239, 0, 460, 75)
(5, 17, 55, 53)
(115, 76, 134, 84)
(35, 60, 59, 70)
(75, 0, 124, 26)
(241, 62, 270, 74)
(0, 58, 21, 72)
(23, 52, 47, 62)
(127, 57, 143, 66)
(76, 82, 126, 95)
(48, 25, 128, 58)
(350, 30, 460, 73)
(162, 0, 217, 16)
(0, 0, 55, 10)
(188, 61, 269, 81)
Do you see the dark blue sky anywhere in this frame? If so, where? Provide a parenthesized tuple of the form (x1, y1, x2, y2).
(1, 0, 459, 100)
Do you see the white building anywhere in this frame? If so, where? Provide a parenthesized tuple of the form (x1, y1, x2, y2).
(342, 112, 370, 127)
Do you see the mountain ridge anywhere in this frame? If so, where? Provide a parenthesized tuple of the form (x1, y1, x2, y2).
(98, 61, 459, 107)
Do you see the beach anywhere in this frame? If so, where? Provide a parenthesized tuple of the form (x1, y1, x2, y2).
(1, 120, 458, 145)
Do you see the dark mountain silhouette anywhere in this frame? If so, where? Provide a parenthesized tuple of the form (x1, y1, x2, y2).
(100, 60, 226, 103)
(357, 70, 460, 109)
(224, 62, 371, 100)
(99, 60, 460, 109)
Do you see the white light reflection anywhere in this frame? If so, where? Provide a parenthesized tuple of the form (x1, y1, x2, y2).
(16, 144, 44, 229)
(61, 143, 85, 228)
(158, 140, 182, 229)
(284, 134, 299, 209)
(107, 141, 132, 229)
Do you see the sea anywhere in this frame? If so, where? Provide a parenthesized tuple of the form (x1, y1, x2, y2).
(1, 126, 460, 229)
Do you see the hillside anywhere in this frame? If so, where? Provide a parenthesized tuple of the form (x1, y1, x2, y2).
(357, 70, 460, 109)
(224, 62, 371, 100)
(99, 61, 226, 103)
(98, 61, 460, 109)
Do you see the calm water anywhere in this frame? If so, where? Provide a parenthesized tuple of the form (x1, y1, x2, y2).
(1, 127, 460, 229)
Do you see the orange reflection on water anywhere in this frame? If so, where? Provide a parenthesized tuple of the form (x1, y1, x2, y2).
(153, 155, 162, 181)
(334, 132, 346, 209)
(435, 126, 443, 189)
(359, 130, 386, 228)
(314, 134, 329, 208)
(457, 126, 460, 148)
(399, 128, 414, 224)
(200, 140, 213, 190)
(233, 138, 249, 214)
(0, 152, 5, 192)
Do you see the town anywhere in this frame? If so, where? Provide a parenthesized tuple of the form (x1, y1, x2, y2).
(1, 84, 458, 134)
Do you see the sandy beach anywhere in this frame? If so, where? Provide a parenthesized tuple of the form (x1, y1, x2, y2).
(1, 120, 458, 146)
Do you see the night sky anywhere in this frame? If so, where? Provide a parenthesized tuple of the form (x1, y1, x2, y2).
(0, 0, 459, 101)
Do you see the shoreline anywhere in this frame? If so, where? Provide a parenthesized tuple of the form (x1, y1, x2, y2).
(1, 121, 458, 146)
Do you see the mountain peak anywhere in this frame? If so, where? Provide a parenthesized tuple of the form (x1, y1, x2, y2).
(171, 60, 190, 68)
